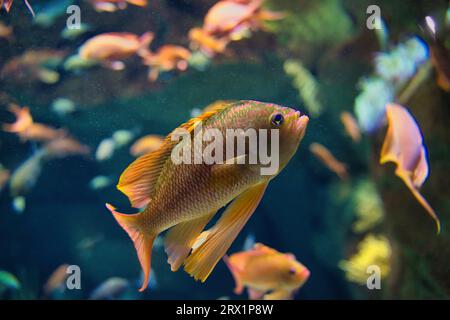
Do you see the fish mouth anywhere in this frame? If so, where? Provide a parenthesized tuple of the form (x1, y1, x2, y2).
(287, 110, 309, 138)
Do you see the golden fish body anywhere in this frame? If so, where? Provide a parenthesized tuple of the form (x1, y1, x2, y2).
(225, 243, 310, 300)
(106, 100, 309, 291)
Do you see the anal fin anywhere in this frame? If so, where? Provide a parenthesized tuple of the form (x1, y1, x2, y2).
(184, 181, 269, 282)
(164, 211, 216, 272)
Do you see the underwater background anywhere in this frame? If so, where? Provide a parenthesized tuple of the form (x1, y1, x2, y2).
(0, 0, 449, 300)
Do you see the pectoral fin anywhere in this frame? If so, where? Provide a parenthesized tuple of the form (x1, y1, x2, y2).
(184, 181, 269, 282)
(164, 211, 216, 272)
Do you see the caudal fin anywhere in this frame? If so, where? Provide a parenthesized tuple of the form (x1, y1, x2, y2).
(106, 203, 156, 291)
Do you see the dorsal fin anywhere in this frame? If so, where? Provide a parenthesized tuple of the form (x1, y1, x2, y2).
(117, 104, 230, 208)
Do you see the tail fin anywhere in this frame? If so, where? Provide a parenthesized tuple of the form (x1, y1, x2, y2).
(105, 203, 156, 291)
(137, 32, 154, 58)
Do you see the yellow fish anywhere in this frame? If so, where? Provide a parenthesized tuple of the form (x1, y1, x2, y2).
(380, 103, 440, 233)
(106, 100, 309, 291)
(224, 243, 310, 300)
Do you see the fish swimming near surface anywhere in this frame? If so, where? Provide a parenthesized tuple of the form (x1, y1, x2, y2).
(380, 103, 440, 233)
(224, 243, 310, 300)
(106, 100, 309, 291)
(89, 0, 147, 12)
(203, 0, 284, 40)
(309, 142, 348, 180)
(78, 32, 154, 70)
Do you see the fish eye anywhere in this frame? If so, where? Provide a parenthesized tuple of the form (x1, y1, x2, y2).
(271, 113, 284, 126)
(288, 268, 296, 275)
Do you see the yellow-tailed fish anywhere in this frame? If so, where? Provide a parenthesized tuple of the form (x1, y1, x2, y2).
(224, 243, 310, 300)
(380, 103, 440, 233)
(106, 100, 309, 291)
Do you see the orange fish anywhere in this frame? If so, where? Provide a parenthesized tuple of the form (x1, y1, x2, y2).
(78, 32, 153, 70)
(0, 21, 13, 40)
(188, 28, 229, 57)
(44, 137, 90, 159)
(380, 103, 440, 233)
(143, 45, 191, 81)
(43, 264, 70, 296)
(130, 135, 165, 157)
(90, 0, 147, 12)
(2, 104, 33, 133)
(106, 100, 309, 291)
(309, 143, 348, 180)
(1, 0, 34, 16)
(340, 111, 361, 143)
(224, 243, 310, 300)
(17, 123, 66, 143)
(203, 0, 284, 39)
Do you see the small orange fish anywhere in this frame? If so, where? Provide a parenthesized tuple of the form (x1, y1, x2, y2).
(143, 45, 191, 81)
(0, 21, 13, 40)
(130, 135, 165, 157)
(380, 103, 440, 233)
(43, 264, 70, 296)
(204, 0, 261, 35)
(106, 101, 309, 291)
(2, 104, 33, 133)
(17, 123, 66, 143)
(90, 0, 147, 12)
(340, 111, 361, 143)
(44, 137, 90, 159)
(203, 0, 284, 39)
(188, 28, 229, 57)
(79, 32, 153, 70)
(224, 243, 310, 300)
(309, 143, 348, 180)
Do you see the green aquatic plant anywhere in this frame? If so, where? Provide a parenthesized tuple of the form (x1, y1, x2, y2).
(265, 0, 354, 51)
(351, 180, 385, 234)
(339, 234, 392, 285)
(284, 60, 322, 117)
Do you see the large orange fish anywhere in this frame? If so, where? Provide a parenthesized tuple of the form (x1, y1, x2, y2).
(380, 103, 440, 233)
(106, 100, 309, 291)
(224, 243, 310, 300)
